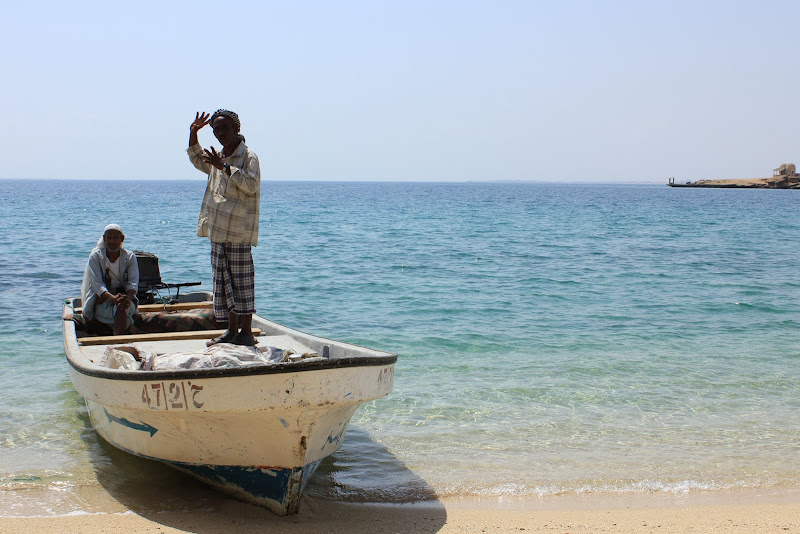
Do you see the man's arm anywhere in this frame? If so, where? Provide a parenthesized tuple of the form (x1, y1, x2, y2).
(227, 151, 261, 196)
(86, 251, 111, 301)
(200, 145, 259, 195)
(124, 251, 139, 295)
(116, 254, 140, 310)
(188, 112, 212, 173)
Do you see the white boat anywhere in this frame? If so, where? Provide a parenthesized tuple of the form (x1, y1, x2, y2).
(62, 290, 396, 515)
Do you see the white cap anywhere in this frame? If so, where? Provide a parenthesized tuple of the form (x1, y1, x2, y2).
(104, 223, 124, 235)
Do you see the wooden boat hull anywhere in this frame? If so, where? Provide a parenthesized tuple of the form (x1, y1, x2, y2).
(63, 295, 395, 515)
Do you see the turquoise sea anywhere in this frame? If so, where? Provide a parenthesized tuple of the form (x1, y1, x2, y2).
(1, 179, 799, 516)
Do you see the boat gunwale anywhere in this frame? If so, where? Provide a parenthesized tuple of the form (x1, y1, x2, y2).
(65, 352, 397, 381)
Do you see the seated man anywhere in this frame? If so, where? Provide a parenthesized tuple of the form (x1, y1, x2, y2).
(81, 224, 140, 335)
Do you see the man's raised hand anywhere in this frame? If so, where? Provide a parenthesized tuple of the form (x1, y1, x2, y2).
(189, 112, 210, 148)
(191, 112, 211, 132)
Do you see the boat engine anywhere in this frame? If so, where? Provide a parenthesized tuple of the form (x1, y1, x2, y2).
(134, 250, 201, 304)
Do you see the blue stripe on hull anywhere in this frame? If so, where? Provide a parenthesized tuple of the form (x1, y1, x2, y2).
(96, 429, 323, 515)
(168, 459, 323, 515)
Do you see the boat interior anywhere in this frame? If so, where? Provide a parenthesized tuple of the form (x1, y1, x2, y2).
(64, 296, 317, 364)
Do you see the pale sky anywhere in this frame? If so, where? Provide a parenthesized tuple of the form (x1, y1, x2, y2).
(3, 0, 798, 182)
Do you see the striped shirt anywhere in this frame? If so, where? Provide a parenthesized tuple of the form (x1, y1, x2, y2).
(188, 142, 261, 246)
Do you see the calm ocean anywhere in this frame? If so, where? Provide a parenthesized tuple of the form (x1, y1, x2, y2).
(1, 179, 799, 516)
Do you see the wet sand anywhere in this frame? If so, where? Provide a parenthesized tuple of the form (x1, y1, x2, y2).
(3, 492, 800, 533)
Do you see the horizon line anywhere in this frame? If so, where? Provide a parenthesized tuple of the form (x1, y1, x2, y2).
(0, 177, 668, 185)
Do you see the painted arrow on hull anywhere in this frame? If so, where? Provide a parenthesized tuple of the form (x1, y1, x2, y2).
(103, 408, 158, 437)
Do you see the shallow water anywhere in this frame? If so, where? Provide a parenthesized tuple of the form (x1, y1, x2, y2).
(1, 179, 799, 515)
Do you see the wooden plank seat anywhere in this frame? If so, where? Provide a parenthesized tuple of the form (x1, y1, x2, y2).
(73, 301, 213, 315)
(78, 328, 262, 346)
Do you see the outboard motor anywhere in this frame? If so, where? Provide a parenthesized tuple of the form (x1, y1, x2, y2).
(134, 250, 201, 304)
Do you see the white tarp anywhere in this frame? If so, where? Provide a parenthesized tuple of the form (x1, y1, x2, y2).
(100, 343, 322, 371)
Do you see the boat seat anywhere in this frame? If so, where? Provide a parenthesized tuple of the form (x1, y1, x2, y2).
(78, 328, 263, 346)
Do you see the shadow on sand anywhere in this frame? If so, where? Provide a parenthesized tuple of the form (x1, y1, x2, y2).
(80, 412, 446, 534)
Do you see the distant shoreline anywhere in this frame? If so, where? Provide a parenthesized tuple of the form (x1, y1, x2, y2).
(0, 177, 666, 185)
(668, 177, 800, 189)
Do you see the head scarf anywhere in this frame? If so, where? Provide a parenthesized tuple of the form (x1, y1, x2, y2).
(95, 223, 125, 250)
(210, 109, 246, 143)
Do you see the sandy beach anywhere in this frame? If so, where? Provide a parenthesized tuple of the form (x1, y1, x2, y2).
(692, 178, 770, 186)
(3, 492, 800, 533)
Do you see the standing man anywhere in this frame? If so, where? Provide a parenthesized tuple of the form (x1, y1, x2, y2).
(188, 109, 261, 346)
(81, 224, 140, 336)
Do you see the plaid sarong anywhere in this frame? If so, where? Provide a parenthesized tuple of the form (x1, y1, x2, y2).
(210, 242, 255, 321)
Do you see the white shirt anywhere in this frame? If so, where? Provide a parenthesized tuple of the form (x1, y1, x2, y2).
(104, 255, 123, 290)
